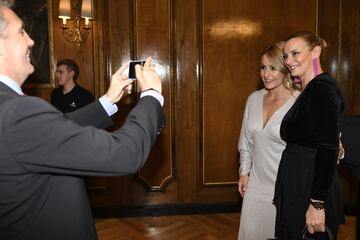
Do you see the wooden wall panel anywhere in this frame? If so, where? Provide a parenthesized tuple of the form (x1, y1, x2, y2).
(174, 0, 199, 202)
(136, 0, 174, 191)
(201, 0, 317, 186)
(351, 0, 360, 114)
(318, 0, 341, 101)
(88, 0, 178, 206)
(88, 0, 133, 200)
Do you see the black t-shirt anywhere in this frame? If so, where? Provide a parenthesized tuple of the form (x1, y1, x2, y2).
(50, 85, 95, 113)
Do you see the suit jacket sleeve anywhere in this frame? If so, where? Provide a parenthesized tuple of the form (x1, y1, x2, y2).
(65, 100, 113, 129)
(3, 96, 165, 176)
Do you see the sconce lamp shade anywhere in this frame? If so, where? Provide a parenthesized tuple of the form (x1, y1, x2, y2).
(81, 0, 93, 19)
(58, 0, 71, 18)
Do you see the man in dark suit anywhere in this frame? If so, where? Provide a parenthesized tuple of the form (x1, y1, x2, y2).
(0, 1, 165, 240)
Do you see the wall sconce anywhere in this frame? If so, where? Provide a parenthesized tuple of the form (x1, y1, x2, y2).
(58, 0, 93, 49)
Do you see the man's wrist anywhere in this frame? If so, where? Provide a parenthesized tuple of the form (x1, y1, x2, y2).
(141, 88, 160, 94)
(99, 95, 118, 116)
(140, 89, 164, 106)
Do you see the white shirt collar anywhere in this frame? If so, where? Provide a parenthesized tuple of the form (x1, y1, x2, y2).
(0, 74, 24, 95)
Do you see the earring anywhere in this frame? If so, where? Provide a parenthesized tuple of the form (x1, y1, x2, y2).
(312, 58, 319, 76)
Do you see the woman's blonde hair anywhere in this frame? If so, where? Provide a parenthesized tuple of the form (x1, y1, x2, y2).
(285, 31, 328, 50)
(260, 41, 297, 90)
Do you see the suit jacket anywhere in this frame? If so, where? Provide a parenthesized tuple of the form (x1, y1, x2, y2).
(341, 115, 360, 180)
(0, 82, 165, 240)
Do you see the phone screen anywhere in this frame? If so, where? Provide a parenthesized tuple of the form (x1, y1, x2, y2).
(128, 60, 146, 79)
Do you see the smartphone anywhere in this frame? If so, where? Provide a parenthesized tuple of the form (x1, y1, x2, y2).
(128, 60, 146, 80)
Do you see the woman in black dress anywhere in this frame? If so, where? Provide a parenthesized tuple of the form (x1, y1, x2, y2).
(273, 31, 345, 239)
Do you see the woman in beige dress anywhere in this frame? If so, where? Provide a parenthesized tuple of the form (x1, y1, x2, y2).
(237, 41, 300, 240)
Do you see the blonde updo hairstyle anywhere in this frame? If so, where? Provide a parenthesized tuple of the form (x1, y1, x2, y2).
(260, 41, 296, 90)
(285, 31, 328, 51)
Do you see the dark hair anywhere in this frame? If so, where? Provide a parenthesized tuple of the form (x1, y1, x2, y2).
(57, 59, 80, 81)
(285, 31, 328, 50)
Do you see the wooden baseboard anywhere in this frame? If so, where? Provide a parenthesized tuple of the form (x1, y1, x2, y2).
(92, 203, 241, 218)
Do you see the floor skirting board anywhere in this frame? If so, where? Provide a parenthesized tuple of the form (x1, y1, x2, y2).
(92, 203, 241, 218)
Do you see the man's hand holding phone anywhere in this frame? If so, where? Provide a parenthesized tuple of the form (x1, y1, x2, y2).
(105, 57, 162, 104)
(135, 57, 162, 94)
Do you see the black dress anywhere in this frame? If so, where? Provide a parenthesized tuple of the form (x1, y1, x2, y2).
(273, 73, 345, 239)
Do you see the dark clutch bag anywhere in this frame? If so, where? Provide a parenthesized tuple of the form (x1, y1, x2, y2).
(267, 226, 333, 240)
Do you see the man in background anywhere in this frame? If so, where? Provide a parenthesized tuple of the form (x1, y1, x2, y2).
(0, 1, 164, 239)
(51, 59, 95, 113)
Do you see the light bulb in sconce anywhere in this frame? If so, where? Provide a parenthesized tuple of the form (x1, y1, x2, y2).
(58, 0, 70, 26)
(81, 0, 93, 28)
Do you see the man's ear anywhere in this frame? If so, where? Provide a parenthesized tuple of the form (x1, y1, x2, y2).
(69, 70, 75, 80)
(312, 45, 322, 59)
